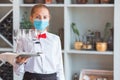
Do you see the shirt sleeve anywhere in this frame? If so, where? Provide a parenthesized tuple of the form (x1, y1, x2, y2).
(56, 37, 65, 80)
(13, 37, 25, 75)
(14, 63, 25, 75)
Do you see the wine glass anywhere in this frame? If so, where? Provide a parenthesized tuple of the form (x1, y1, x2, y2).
(13, 29, 20, 52)
(13, 29, 19, 42)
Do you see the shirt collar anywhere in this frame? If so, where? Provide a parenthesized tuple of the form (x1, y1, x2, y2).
(41, 30, 47, 34)
(34, 29, 47, 35)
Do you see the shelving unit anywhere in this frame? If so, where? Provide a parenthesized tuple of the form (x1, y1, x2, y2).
(65, 1, 114, 79)
(13, 0, 117, 80)
(0, 1, 13, 80)
(0, 0, 13, 52)
(0, 0, 120, 80)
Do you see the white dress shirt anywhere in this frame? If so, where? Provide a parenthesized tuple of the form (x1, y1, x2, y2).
(14, 29, 65, 80)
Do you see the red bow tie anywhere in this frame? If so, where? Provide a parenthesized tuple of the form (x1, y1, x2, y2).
(37, 33, 46, 39)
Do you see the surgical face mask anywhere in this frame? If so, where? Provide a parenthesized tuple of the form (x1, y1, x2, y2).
(33, 19, 49, 31)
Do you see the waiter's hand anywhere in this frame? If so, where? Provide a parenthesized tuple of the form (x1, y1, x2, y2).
(15, 56, 29, 65)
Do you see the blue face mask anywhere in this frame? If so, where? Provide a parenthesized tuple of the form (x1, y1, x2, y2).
(33, 19, 49, 31)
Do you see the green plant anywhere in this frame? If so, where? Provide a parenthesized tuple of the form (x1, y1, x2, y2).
(20, 12, 32, 29)
(71, 22, 80, 41)
(103, 22, 112, 42)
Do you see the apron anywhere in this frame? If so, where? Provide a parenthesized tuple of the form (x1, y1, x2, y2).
(23, 72, 57, 80)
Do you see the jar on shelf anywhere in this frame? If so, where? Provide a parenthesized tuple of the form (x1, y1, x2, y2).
(86, 31, 95, 50)
(76, 0, 88, 4)
(107, 28, 113, 51)
(93, 31, 101, 50)
(82, 42, 93, 50)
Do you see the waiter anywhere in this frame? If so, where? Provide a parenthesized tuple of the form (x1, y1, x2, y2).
(14, 4, 65, 80)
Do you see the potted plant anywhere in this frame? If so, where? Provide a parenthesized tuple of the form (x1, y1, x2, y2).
(71, 22, 83, 50)
(96, 22, 112, 51)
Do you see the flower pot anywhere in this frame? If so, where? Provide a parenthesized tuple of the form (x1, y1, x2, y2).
(96, 42, 107, 51)
(74, 41, 83, 50)
(24, 0, 35, 3)
(56, 0, 64, 3)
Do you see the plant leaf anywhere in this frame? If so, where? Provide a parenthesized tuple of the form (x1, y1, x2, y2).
(71, 23, 80, 36)
(103, 22, 112, 41)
